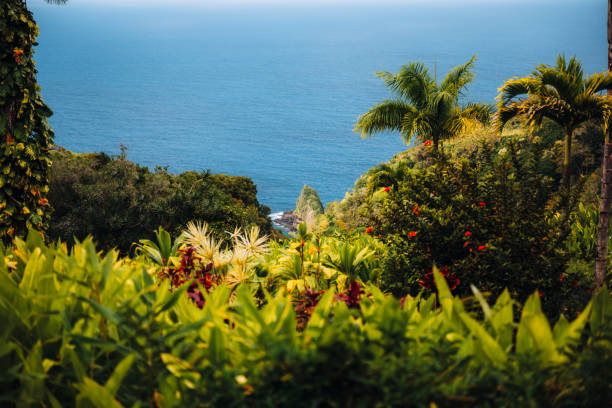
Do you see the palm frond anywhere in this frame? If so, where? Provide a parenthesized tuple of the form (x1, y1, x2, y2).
(496, 103, 525, 132)
(564, 55, 585, 81)
(444, 104, 492, 138)
(462, 102, 495, 126)
(573, 94, 611, 124)
(584, 71, 612, 95)
(497, 77, 541, 105)
(354, 99, 416, 141)
(440, 54, 477, 98)
(538, 68, 578, 102)
(431, 90, 456, 119)
(377, 62, 433, 109)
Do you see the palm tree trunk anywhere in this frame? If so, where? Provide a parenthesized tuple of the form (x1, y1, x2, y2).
(595, 142, 612, 290)
(563, 129, 572, 193)
(594, 0, 612, 291)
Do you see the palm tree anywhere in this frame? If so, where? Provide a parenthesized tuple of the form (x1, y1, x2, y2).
(497, 55, 612, 194)
(354, 55, 492, 151)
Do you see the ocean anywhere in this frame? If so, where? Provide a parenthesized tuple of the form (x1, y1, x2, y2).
(29, 0, 606, 213)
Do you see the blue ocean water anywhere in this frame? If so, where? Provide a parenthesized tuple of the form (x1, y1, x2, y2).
(29, 0, 606, 213)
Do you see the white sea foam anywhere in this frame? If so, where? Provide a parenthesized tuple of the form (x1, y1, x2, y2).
(270, 212, 284, 221)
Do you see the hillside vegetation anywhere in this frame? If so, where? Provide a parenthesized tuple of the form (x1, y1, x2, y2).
(47, 148, 274, 252)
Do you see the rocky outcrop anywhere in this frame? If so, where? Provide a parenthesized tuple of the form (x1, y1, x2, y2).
(273, 210, 301, 233)
(295, 185, 324, 220)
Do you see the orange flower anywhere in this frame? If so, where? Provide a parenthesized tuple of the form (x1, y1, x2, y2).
(463, 241, 470, 248)
(424, 140, 433, 147)
(38, 198, 49, 206)
(384, 186, 390, 192)
(365, 227, 373, 234)
(13, 48, 24, 65)
(409, 231, 417, 237)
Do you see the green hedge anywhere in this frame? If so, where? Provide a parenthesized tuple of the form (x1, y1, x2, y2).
(47, 148, 272, 252)
(0, 232, 609, 407)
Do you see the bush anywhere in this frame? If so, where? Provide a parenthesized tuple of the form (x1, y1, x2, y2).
(0, 232, 609, 407)
(371, 139, 586, 316)
(47, 148, 272, 252)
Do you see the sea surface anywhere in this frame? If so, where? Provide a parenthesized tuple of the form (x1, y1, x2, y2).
(29, 0, 606, 213)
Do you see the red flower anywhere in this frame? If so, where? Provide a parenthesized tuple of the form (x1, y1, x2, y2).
(365, 227, 373, 234)
(464, 231, 472, 237)
(412, 204, 419, 215)
(424, 140, 433, 147)
(409, 231, 417, 237)
(538, 292, 543, 298)
(477, 245, 485, 251)
(384, 186, 390, 192)
(573, 281, 579, 288)
(13, 48, 24, 65)
(463, 241, 470, 248)
(558, 274, 564, 281)
(478, 202, 486, 207)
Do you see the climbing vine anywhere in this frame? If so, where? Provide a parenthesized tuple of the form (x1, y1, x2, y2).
(0, 0, 54, 243)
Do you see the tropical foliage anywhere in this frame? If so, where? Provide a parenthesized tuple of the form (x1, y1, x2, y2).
(354, 55, 493, 150)
(2, 8, 612, 403)
(368, 138, 595, 315)
(0, 1, 54, 243)
(47, 148, 273, 252)
(1, 231, 611, 407)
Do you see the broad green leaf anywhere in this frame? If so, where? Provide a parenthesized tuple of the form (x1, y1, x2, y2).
(555, 302, 591, 351)
(470, 284, 492, 320)
(433, 265, 452, 318)
(105, 354, 136, 396)
(155, 285, 187, 316)
(75, 378, 123, 408)
(160, 353, 201, 389)
(79, 297, 121, 325)
(458, 312, 507, 367)
(516, 292, 560, 363)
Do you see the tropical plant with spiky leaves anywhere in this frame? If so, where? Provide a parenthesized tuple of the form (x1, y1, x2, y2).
(354, 55, 493, 150)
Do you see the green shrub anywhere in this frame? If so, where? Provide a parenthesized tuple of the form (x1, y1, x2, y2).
(371, 140, 585, 316)
(0, 232, 610, 407)
(47, 148, 272, 252)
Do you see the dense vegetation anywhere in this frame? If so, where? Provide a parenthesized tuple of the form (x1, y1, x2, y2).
(1, 231, 611, 407)
(1, 1, 612, 405)
(0, 1, 54, 242)
(47, 148, 274, 252)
